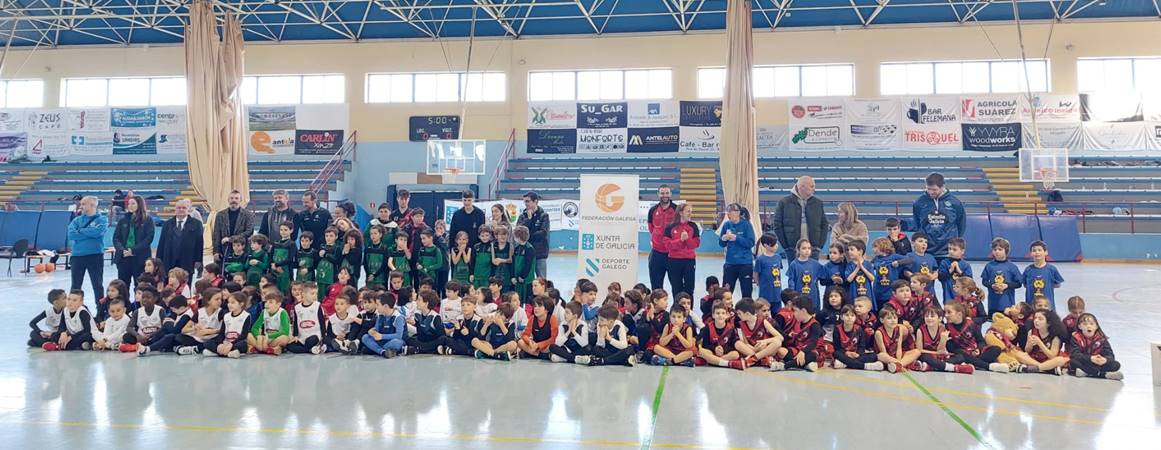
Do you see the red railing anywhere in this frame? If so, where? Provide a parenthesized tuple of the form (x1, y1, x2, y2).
(307, 131, 358, 198)
(485, 129, 517, 200)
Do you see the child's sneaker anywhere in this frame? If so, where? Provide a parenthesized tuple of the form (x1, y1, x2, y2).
(680, 358, 695, 368)
(908, 361, 928, 372)
(550, 354, 566, 363)
(574, 355, 591, 365)
(81, 342, 92, 351)
(508, 351, 519, 360)
(384, 349, 397, 359)
(41, 342, 59, 352)
(954, 363, 975, 374)
(475, 350, 486, 359)
(1105, 371, 1124, 381)
(693, 357, 707, 367)
(768, 361, 786, 372)
(202, 349, 217, 357)
(832, 360, 847, 370)
(1073, 368, 1088, 378)
(988, 362, 1011, 373)
(227, 350, 241, 359)
(626, 355, 636, 367)
(436, 345, 448, 355)
(311, 345, 324, 355)
(1014, 364, 1031, 373)
(1052, 367, 1066, 376)
(347, 341, 360, 355)
(729, 359, 746, 371)
(864, 361, 885, 371)
(176, 346, 197, 356)
(887, 362, 901, 373)
(760, 356, 774, 368)
(118, 343, 137, 353)
(137, 346, 151, 356)
(650, 355, 669, 366)
(336, 341, 349, 353)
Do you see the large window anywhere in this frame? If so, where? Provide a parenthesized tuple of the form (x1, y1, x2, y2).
(528, 69, 671, 101)
(1077, 57, 1161, 93)
(365, 72, 506, 103)
(240, 74, 345, 105)
(697, 64, 854, 99)
(61, 77, 186, 107)
(880, 59, 1050, 96)
(0, 79, 45, 108)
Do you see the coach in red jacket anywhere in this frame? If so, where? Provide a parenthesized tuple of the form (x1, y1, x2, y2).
(646, 185, 677, 290)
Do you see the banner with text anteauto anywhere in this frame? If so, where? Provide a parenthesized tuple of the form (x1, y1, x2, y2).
(901, 96, 961, 150)
(579, 174, 638, 299)
(788, 98, 844, 151)
(843, 98, 900, 150)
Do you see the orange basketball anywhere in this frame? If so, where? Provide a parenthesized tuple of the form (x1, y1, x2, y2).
(45, 263, 56, 273)
(34, 264, 45, 274)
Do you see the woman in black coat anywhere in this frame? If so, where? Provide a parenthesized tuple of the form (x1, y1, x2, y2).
(112, 196, 155, 288)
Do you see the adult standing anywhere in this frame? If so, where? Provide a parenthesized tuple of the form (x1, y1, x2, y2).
(770, 176, 828, 259)
(912, 172, 966, 259)
(112, 196, 154, 287)
(663, 203, 700, 297)
(298, 191, 331, 250)
(489, 204, 512, 237)
(389, 189, 413, 225)
(449, 190, 486, 246)
(830, 202, 869, 249)
(259, 189, 298, 238)
(212, 190, 256, 263)
(646, 185, 677, 290)
(67, 196, 109, 300)
(717, 203, 756, 298)
(517, 191, 551, 279)
(157, 199, 204, 276)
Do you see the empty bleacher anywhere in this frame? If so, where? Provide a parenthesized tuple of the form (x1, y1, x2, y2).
(497, 154, 1161, 234)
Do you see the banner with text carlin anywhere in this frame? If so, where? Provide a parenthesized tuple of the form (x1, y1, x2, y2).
(576, 102, 628, 153)
(295, 130, 345, 155)
(843, 98, 900, 151)
(788, 98, 844, 151)
(902, 96, 961, 150)
(578, 174, 639, 299)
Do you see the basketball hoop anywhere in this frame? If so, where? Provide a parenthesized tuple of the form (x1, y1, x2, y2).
(1039, 168, 1057, 190)
(446, 167, 463, 177)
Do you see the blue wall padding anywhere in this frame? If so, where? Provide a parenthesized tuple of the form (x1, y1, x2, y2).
(963, 214, 994, 261)
(0, 211, 42, 247)
(36, 211, 75, 251)
(1037, 216, 1084, 262)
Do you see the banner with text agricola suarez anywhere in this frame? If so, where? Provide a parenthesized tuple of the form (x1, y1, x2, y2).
(578, 174, 639, 299)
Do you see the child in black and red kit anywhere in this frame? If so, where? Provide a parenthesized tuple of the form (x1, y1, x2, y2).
(832, 305, 884, 371)
(696, 301, 746, 370)
(1069, 313, 1122, 380)
(769, 294, 822, 372)
(885, 217, 912, 256)
(914, 306, 974, 374)
(639, 289, 671, 361)
(884, 280, 921, 334)
(650, 305, 696, 367)
(944, 301, 1009, 373)
(734, 298, 783, 368)
(1063, 296, 1085, 337)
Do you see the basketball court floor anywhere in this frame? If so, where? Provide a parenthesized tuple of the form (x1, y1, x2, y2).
(2, 255, 1159, 449)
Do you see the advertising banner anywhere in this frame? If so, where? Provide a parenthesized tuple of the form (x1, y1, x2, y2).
(961, 95, 1019, 123)
(527, 102, 578, 129)
(578, 174, 639, 299)
(844, 98, 900, 150)
(294, 129, 344, 155)
(902, 96, 961, 150)
(962, 123, 1023, 152)
(247, 106, 296, 131)
(627, 126, 679, 153)
(789, 98, 845, 151)
(111, 107, 157, 154)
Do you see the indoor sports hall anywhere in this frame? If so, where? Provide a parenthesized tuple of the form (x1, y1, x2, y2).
(1, 1, 1160, 449)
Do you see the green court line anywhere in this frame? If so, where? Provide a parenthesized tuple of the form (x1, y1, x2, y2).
(902, 372, 992, 449)
(641, 365, 671, 450)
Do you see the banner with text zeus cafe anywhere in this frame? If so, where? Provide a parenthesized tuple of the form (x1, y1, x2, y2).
(787, 98, 844, 151)
(579, 174, 639, 298)
(843, 99, 900, 150)
(0, 107, 188, 158)
(901, 96, 961, 150)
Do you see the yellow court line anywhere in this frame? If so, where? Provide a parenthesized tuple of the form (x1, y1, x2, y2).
(824, 370, 1110, 412)
(754, 371, 1108, 427)
(5, 419, 761, 450)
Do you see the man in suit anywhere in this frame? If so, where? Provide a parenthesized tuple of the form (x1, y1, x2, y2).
(158, 199, 204, 276)
(212, 190, 256, 263)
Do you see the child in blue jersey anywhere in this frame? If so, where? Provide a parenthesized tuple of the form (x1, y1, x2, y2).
(845, 240, 875, 301)
(870, 238, 908, 310)
(754, 234, 783, 304)
(904, 232, 939, 300)
(1022, 240, 1065, 311)
(981, 238, 1022, 316)
(938, 238, 973, 305)
(820, 243, 849, 292)
(786, 239, 824, 309)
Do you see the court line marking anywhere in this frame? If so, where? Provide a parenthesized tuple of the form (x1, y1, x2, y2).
(755, 371, 1108, 427)
(2, 418, 761, 450)
(642, 365, 671, 450)
(903, 372, 993, 449)
(826, 370, 1110, 412)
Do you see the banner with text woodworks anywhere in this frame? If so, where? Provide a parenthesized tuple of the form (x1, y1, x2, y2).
(578, 174, 639, 299)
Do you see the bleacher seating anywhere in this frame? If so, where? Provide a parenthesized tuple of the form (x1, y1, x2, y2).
(497, 154, 1161, 233)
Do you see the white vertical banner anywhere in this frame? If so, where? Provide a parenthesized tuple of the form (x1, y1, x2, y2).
(579, 174, 639, 299)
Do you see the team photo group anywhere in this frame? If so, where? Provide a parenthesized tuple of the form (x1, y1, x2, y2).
(29, 172, 1121, 381)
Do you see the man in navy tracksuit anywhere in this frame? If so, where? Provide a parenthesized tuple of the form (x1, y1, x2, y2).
(911, 173, 967, 260)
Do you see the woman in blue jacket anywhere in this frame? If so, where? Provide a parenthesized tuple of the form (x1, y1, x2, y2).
(717, 203, 756, 299)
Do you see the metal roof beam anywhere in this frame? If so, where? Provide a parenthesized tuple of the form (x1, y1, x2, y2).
(379, 0, 437, 38)
(850, 0, 867, 26)
(274, 1, 356, 39)
(865, 0, 891, 26)
(473, 0, 521, 38)
(1061, 0, 1101, 19)
(960, 0, 993, 22)
(575, 0, 600, 34)
(57, 0, 184, 39)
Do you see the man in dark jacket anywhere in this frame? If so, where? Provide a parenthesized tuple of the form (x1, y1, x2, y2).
(259, 189, 299, 239)
(449, 190, 486, 247)
(770, 176, 828, 259)
(912, 172, 967, 259)
(646, 185, 677, 290)
(157, 199, 204, 276)
(212, 190, 256, 263)
(298, 191, 331, 250)
(517, 191, 551, 278)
